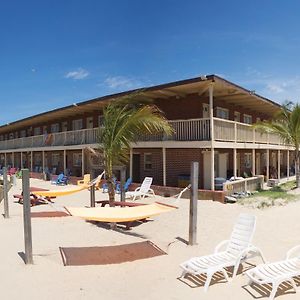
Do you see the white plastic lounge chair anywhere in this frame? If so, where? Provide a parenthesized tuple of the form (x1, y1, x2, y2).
(180, 213, 265, 292)
(246, 245, 300, 300)
(125, 177, 155, 201)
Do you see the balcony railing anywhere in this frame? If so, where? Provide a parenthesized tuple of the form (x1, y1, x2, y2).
(0, 117, 290, 151)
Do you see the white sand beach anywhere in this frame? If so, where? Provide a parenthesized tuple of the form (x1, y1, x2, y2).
(1, 179, 300, 300)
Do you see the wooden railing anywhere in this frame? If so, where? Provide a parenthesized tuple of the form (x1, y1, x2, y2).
(223, 175, 264, 195)
(0, 117, 289, 151)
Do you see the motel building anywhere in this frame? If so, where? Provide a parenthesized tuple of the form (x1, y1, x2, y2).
(0, 75, 295, 193)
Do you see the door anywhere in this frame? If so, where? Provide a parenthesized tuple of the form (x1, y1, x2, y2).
(203, 103, 209, 118)
(218, 153, 228, 179)
(132, 154, 141, 183)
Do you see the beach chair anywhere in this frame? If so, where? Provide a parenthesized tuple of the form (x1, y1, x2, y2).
(246, 245, 300, 300)
(51, 173, 68, 185)
(125, 177, 155, 201)
(180, 213, 265, 292)
(77, 174, 91, 186)
(116, 178, 132, 194)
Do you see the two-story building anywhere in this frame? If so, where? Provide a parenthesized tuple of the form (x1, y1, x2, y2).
(0, 75, 294, 190)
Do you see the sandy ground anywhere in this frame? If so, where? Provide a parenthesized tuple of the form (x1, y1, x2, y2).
(1, 179, 300, 300)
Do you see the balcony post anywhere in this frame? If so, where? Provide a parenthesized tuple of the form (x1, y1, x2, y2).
(42, 151, 45, 172)
(129, 148, 133, 179)
(162, 147, 166, 186)
(234, 123, 237, 142)
(277, 150, 280, 181)
(252, 149, 255, 176)
(266, 149, 269, 181)
(64, 149, 67, 175)
(209, 84, 215, 191)
(287, 150, 290, 179)
(233, 148, 237, 178)
(81, 148, 85, 177)
(30, 151, 33, 172)
(21, 152, 23, 169)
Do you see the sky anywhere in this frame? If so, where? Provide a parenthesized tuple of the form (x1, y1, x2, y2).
(1, 0, 300, 124)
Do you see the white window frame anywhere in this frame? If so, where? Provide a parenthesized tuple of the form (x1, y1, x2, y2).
(72, 119, 83, 131)
(216, 107, 229, 120)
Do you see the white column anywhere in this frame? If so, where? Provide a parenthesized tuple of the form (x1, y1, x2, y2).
(209, 84, 215, 190)
(30, 151, 33, 172)
(21, 152, 23, 169)
(287, 150, 290, 179)
(266, 149, 269, 181)
(42, 151, 45, 172)
(81, 148, 85, 177)
(162, 147, 166, 186)
(233, 148, 237, 178)
(129, 148, 133, 179)
(63, 149, 67, 174)
(277, 150, 280, 180)
(252, 149, 255, 176)
(4, 153, 7, 167)
(12, 152, 15, 168)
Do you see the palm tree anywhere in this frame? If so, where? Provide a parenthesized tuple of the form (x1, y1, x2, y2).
(97, 99, 174, 206)
(254, 102, 300, 187)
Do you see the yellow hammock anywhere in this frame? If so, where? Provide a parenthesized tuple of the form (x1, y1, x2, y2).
(31, 185, 88, 197)
(65, 202, 177, 223)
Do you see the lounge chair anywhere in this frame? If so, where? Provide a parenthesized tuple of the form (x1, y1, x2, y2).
(77, 174, 91, 186)
(116, 177, 132, 194)
(126, 177, 155, 201)
(246, 245, 300, 300)
(51, 173, 68, 185)
(180, 213, 265, 292)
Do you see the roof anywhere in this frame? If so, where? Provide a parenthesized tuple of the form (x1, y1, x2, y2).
(0, 74, 282, 134)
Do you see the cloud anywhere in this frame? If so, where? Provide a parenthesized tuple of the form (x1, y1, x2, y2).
(65, 68, 89, 80)
(103, 76, 146, 90)
(266, 83, 285, 94)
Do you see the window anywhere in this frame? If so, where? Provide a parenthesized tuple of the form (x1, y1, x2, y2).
(34, 127, 41, 135)
(72, 119, 83, 130)
(144, 153, 152, 170)
(52, 153, 60, 166)
(20, 130, 26, 138)
(244, 153, 252, 169)
(216, 107, 229, 120)
(73, 153, 82, 167)
(243, 114, 252, 124)
(234, 111, 240, 122)
(86, 117, 94, 129)
(98, 115, 104, 127)
(51, 123, 60, 133)
(61, 121, 68, 132)
(9, 133, 14, 139)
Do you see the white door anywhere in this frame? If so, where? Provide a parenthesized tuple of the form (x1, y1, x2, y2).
(203, 103, 209, 118)
(203, 151, 211, 189)
(86, 117, 94, 129)
(218, 153, 228, 179)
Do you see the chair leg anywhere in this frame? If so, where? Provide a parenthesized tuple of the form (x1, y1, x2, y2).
(232, 259, 241, 278)
(204, 272, 213, 292)
(289, 278, 297, 293)
(269, 282, 279, 300)
(221, 269, 229, 282)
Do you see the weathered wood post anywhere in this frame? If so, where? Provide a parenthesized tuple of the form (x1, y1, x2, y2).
(189, 162, 198, 246)
(22, 169, 33, 264)
(120, 166, 126, 202)
(3, 167, 9, 218)
(90, 183, 95, 207)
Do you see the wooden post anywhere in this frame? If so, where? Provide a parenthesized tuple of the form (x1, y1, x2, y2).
(3, 167, 9, 218)
(12, 152, 15, 168)
(22, 169, 33, 264)
(189, 162, 198, 246)
(4, 152, 7, 167)
(266, 149, 270, 181)
(20, 152, 23, 168)
(42, 151, 45, 172)
(129, 148, 133, 179)
(120, 166, 126, 202)
(287, 150, 290, 179)
(63, 149, 67, 175)
(90, 184, 95, 207)
(81, 149, 85, 177)
(278, 150, 281, 181)
(233, 148, 237, 178)
(30, 151, 33, 172)
(252, 149, 255, 176)
(162, 147, 166, 186)
(210, 148, 215, 190)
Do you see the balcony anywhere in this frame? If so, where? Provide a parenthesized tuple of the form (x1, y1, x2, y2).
(0, 118, 288, 152)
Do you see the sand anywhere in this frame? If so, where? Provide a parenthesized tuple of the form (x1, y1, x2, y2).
(0, 178, 300, 300)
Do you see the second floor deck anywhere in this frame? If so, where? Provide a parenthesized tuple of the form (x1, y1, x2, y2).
(0, 117, 291, 151)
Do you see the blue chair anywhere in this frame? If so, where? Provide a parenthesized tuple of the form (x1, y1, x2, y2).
(52, 173, 68, 185)
(116, 178, 132, 194)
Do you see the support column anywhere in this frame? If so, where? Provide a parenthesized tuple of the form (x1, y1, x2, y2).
(266, 149, 269, 181)
(162, 147, 166, 186)
(21, 152, 23, 169)
(287, 150, 290, 179)
(4, 153, 7, 167)
(12, 152, 15, 168)
(81, 149, 85, 177)
(209, 84, 215, 191)
(129, 148, 133, 179)
(277, 150, 280, 181)
(30, 151, 33, 172)
(42, 151, 45, 172)
(63, 149, 67, 174)
(252, 149, 255, 176)
(233, 148, 237, 178)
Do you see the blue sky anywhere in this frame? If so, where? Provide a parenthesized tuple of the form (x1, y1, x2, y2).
(0, 0, 300, 124)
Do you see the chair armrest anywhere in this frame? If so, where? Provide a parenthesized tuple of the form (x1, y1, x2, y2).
(149, 188, 155, 196)
(286, 245, 300, 259)
(134, 187, 141, 192)
(214, 240, 230, 253)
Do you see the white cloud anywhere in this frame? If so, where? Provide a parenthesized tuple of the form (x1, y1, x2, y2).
(104, 76, 145, 90)
(266, 83, 284, 94)
(65, 68, 89, 80)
